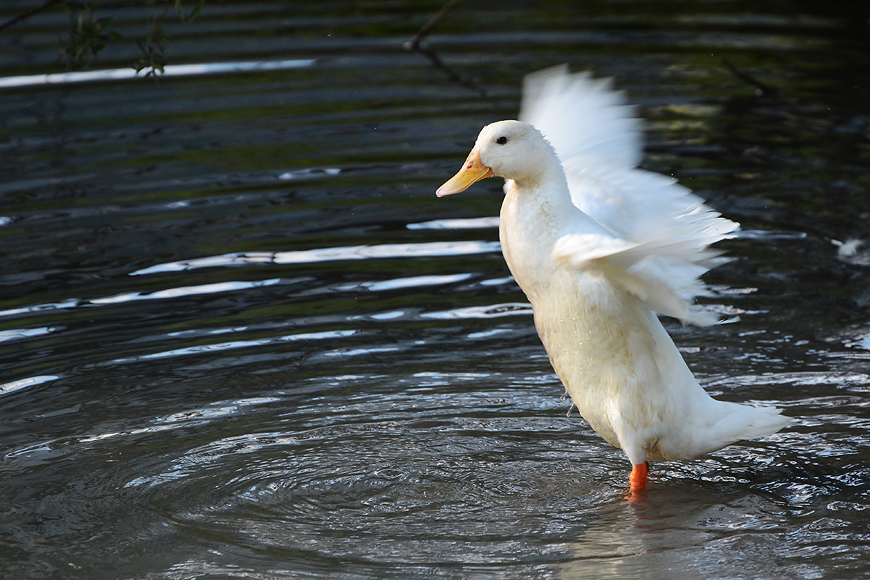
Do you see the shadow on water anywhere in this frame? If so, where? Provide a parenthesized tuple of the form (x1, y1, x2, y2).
(1, 1, 870, 578)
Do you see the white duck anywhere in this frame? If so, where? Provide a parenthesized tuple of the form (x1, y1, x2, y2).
(436, 66, 790, 494)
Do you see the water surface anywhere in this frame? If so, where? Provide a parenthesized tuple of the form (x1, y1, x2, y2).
(1, 1, 870, 578)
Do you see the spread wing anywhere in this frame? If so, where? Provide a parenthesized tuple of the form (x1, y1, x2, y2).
(519, 64, 643, 169)
(520, 66, 739, 325)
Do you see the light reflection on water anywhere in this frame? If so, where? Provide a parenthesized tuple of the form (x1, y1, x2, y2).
(107, 329, 359, 365)
(1, 0, 870, 578)
(0, 374, 61, 396)
(91, 279, 285, 304)
(0, 59, 317, 89)
(131, 241, 503, 275)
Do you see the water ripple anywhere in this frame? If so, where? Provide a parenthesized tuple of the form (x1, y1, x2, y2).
(131, 241, 503, 275)
(91, 279, 282, 305)
(0, 279, 288, 320)
(422, 303, 533, 320)
(336, 273, 473, 292)
(0, 59, 316, 89)
(0, 375, 60, 397)
(0, 326, 59, 343)
(407, 217, 500, 230)
(106, 329, 357, 365)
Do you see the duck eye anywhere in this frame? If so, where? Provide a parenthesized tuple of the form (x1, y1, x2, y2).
(496, 136, 508, 145)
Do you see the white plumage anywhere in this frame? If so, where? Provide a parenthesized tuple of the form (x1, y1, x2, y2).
(436, 66, 790, 492)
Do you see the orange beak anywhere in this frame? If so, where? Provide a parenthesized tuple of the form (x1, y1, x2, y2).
(436, 149, 493, 197)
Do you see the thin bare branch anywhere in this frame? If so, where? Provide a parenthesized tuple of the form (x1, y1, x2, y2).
(405, 0, 463, 50)
(415, 44, 485, 96)
(0, 0, 77, 32)
(722, 58, 779, 97)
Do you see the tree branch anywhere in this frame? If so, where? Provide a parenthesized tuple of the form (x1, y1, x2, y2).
(0, 0, 83, 32)
(722, 58, 778, 97)
(405, 0, 463, 50)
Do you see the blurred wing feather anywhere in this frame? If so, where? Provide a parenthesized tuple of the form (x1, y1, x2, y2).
(520, 64, 643, 169)
(552, 234, 721, 326)
(523, 66, 739, 324)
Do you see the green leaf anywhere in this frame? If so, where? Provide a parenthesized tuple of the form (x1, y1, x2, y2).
(189, 1, 203, 21)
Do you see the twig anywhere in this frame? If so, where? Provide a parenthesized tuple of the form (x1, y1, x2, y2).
(404, 0, 483, 95)
(722, 58, 778, 97)
(415, 43, 485, 96)
(0, 0, 75, 32)
(405, 0, 463, 50)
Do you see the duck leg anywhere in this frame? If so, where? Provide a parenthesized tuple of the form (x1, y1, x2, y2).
(629, 461, 649, 491)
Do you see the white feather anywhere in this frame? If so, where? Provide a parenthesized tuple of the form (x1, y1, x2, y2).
(520, 64, 643, 168)
(520, 66, 739, 325)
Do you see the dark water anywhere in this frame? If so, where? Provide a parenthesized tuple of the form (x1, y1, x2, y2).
(2, 1, 870, 578)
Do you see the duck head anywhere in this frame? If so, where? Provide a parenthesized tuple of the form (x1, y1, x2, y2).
(436, 120, 556, 196)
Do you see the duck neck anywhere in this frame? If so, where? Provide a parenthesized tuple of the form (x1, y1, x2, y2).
(511, 155, 575, 222)
(499, 156, 578, 297)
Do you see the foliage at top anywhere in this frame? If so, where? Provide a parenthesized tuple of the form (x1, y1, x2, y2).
(0, 0, 204, 76)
